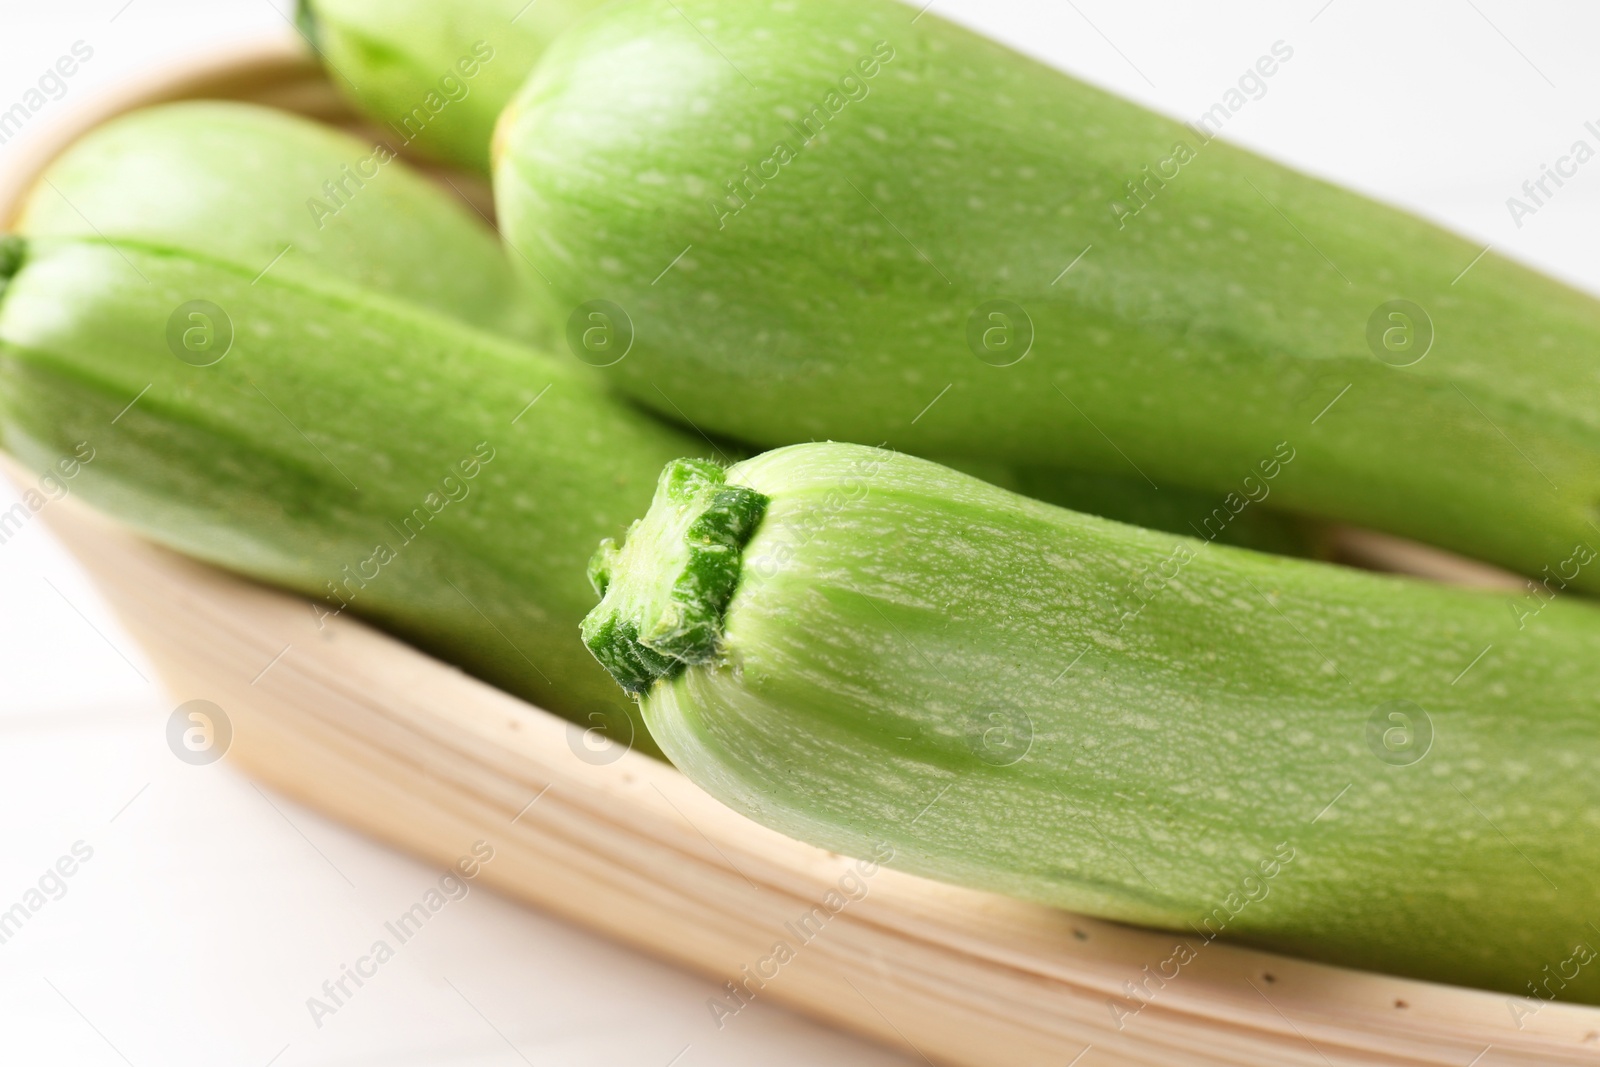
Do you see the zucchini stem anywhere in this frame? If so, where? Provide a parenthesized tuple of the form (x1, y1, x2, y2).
(582, 458, 768, 693)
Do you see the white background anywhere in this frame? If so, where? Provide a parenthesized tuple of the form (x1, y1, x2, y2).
(2, 1, 1598, 1064)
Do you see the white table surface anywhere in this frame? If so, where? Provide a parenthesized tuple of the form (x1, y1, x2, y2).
(3, 2, 1598, 1064)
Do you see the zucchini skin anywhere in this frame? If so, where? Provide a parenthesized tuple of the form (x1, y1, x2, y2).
(590, 443, 1600, 999)
(497, 0, 1600, 590)
(0, 104, 716, 754)
(940, 457, 1325, 559)
(298, 0, 608, 173)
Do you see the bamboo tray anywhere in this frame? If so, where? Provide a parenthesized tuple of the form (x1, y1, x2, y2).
(6, 39, 1598, 1067)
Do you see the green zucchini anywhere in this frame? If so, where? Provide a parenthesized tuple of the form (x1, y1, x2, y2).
(584, 442, 1600, 1000)
(496, 0, 1600, 590)
(297, 0, 607, 173)
(0, 104, 714, 754)
(21, 101, 537, 341)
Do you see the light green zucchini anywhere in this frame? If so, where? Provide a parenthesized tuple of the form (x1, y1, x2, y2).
(496, 0, 1600, 591)
(20, 101, 537, 341)
(0, 103, 716, 753)
(297, 0, 607, 172)
(584, 442, 1600, 1000)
